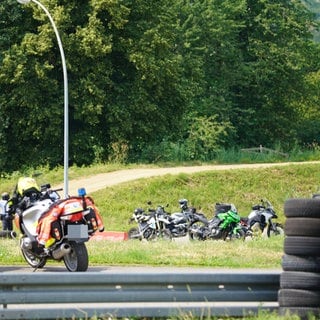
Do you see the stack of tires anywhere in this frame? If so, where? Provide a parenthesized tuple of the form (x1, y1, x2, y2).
(279, 198, 320, 319)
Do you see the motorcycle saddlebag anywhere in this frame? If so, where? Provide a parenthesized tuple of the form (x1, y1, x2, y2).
(50, 220, 63, 241)
(84, 208, 99, 234)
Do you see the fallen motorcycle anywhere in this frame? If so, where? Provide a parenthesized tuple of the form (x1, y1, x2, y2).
(189, 203, 245, 241)
(10, 177, 104, 272)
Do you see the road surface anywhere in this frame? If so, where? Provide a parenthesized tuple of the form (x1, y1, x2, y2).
(0, 264, 281, 273)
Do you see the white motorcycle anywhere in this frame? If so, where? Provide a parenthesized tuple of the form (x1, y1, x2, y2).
(245, 199, 284, 238)
(11, 181, 103, 272)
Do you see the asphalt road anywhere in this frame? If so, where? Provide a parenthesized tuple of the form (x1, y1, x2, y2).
(0, 264, 281, 273)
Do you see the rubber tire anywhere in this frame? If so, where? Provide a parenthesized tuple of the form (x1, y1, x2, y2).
(159, 229, 172, 241)
(20, 237, 47, 269)
(284, 236, 320, 256)
(63, 242, 88, 272)
(128, 227, 142, 240)
(280, 271, 320, 290)
(284, 198, 320, 218)
(284, 218, 320, 237)
(269, 224, 284, 237)
(278, 289, 320, 307)
(229, 229, 246, 241)
(21, 248, 47, 269)
(282, 254, 320, 272)
(188, 221, 207, 241)
(279, 307, 320, 319)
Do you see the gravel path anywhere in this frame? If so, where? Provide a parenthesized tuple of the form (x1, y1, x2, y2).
(54, 161, 320, 196)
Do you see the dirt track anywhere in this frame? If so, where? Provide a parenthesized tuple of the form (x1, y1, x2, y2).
(54, 161, 320, 196)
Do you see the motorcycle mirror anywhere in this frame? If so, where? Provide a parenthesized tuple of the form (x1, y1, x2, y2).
(40, 183, 51, 192)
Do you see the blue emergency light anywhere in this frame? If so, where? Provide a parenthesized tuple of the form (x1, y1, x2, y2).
(78, 188, 87, 197)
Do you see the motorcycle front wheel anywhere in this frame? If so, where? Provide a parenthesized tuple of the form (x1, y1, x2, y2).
(270, 224, 284, 236)
(159, 229, 172, 241)
(188, 221, 207, 241)
(228, 229, 246, 241)
(63, 242, 88, 272)
(20, 238, 47, 269)
(128, 227, 142, 240)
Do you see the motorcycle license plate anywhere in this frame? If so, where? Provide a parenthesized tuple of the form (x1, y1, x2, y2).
(67, 225, 89, 241)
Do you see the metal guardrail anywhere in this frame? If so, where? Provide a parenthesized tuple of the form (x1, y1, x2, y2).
(0, 270, 280, 319)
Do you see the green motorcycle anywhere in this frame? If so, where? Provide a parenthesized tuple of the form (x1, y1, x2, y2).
(189, 203, 245, 241)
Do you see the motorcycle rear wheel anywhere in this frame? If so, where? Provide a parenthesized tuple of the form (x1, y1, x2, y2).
(20, 238, 47, 269)
(63, 242, 88, 272)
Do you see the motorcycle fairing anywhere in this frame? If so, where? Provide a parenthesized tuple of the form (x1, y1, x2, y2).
(19, 198, 53, 236)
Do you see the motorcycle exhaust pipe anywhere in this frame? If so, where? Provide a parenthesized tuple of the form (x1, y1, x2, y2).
(52, 243, 71, 260)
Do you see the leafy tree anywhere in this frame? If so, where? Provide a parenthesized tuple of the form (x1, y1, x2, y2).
(108, 0, 190, 160)
(233, 0, 319, 148)
(185, 115, 233, 160)
(0, 0, 192, 170)
(0, 0, 320, 172)
(176, 0, 246, 145)
(0, 0, 63, 171)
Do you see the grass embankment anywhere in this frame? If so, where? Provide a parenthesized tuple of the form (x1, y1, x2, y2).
(1, 162, 319, 267)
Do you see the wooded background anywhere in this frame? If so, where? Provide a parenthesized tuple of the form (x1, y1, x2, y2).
(0, 0, 320, 172)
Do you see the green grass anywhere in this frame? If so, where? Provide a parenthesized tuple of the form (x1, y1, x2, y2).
(0, 234, 284, 267)
(83, 310, 305, 320)
(2, 161, 320, 267)
(92, 162, 320, 231)
(86, 236, 284, 268)
(1, 161, 320, 319)
(168, 310, 302, 320)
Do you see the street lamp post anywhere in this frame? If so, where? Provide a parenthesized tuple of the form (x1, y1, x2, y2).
(17, 0, 69, 198)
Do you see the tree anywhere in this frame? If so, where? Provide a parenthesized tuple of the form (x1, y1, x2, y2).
(0, 0, 192, 170)
(176, 0, 246, 146)
(233, 0, 319, 148)
(0, 0, 320, 172)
